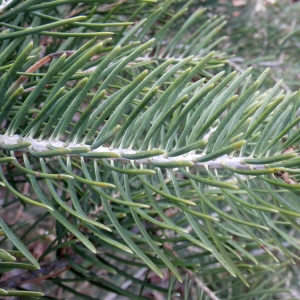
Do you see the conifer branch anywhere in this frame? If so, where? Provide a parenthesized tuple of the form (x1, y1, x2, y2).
(0, 134, 266, 170)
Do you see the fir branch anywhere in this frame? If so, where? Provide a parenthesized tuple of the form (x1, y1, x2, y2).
(0, 134, 267, 171)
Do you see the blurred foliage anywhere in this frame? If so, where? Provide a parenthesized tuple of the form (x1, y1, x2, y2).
(203, 0, 300, 90)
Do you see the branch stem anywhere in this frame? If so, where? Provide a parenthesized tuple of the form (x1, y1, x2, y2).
(0, 134, 266, 170)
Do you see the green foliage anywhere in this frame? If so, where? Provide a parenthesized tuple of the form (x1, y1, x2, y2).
(212, 0, 300, 91)
(0, 0, 299, 299)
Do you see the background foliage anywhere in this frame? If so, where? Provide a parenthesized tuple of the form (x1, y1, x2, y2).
(0, 0, 300, 299)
